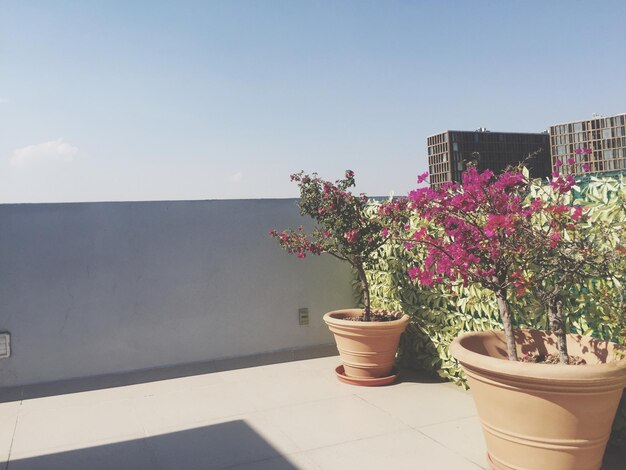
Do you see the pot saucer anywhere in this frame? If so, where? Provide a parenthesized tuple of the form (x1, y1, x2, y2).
(334, 365, 399, 386)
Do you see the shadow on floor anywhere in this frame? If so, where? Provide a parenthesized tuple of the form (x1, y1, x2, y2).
(1, 420, 297, 470)
(0, 344, 338, 403)
(603, 444, 626, 470)
(397, 367, 447, 385)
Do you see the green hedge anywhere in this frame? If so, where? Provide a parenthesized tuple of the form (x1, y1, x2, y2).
(364, 173, 626, 445)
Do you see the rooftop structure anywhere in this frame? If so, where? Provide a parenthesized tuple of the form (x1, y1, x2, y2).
(549, 112, 626, 176)
(427, 130, 551, 188)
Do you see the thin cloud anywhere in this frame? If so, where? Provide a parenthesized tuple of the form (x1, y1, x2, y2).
(10, 139, 79, 168)
(229, 172, 243, 183)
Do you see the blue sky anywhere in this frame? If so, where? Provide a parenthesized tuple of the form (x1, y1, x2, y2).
(1, 1, 625, 203)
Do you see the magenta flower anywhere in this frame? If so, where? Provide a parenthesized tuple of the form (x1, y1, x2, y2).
(567, 157, 575, 165)
(417, 171, 429, 184)
(407, 266, 420, 281)
(575, 148, 582, 155)
(549, 232, 561, 249)
(583, 147, 592, 155)
(571, 205, 583, 221)
(381, 228, 389, 237)
(582, 163, 591, 172)
(345, 229, 359, 244)
(555, 159, 563, 167)
(549, 175, 576, 194)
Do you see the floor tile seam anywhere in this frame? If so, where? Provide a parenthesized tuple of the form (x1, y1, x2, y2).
(7, 431, 150, 462)
(134, 408, 273, 437)
(18, 394, 143, 416)
(3, 400, 21, 470)
(350, 390, 416, 424)
(240, 390, 356, 416)
(133, 421, 164, 470)
(217, 450, 321, 470)
(127, 380, 245, 400)
(241, 409, 305, 456)
(215, 371, 334, 386)
(416, 413, 480, 432)
(282, 427, 418, 457)
(411, 411, 479, 430)
(128, 399, 152, 441)
(411, 425, 487, 469)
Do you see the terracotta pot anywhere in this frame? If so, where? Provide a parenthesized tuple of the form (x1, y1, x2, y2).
(450, 329, 626, 470)
(323, 309, 409, 380)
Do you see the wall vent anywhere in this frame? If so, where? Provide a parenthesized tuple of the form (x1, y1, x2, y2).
(0, 333, 10, 359)
(298, 308, 309, 326)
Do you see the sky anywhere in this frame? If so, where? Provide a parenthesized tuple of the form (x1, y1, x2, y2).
(1, 0, 625, 203)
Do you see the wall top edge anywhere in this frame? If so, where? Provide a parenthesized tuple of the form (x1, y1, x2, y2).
(0, 198, 302, 207)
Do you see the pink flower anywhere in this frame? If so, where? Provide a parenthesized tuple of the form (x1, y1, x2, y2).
(582, 163, 591, 172)
(571, 205, 583, 221)
(345, 170, 355, 178)
(555, 159, 563, 167)
(549, 175, 576, 194)
(567, 157, 575, 165)
(297, 252, 306, 259)
(417, 171, 429, 184)
(345, 229, 358, 244)
(549, 232, 561, 248)
(530, 198, 543, 211)
(583, 147, 592, 155)
(407, 266, 435, 286)
(574, 148, 582, 155)
(381, 228, 389, 237)
(322, 230, 331, 238)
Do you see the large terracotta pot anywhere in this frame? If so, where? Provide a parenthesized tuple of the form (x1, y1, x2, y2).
(323, 309, 409, 381)
(450, 329, 626, 470)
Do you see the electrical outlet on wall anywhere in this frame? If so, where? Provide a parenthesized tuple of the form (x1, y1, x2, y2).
(0, 333, 10, 359)
(298, 308, 309, 326)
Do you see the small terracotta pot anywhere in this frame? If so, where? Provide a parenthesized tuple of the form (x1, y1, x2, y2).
(450, 329, 626, 470)
(323, 309, 409, 380)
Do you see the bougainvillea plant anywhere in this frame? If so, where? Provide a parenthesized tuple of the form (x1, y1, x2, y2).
(387, 155, 623, 363)
(270, 170, 408, 322)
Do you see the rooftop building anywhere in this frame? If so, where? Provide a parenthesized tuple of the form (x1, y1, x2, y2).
(427, 130, 551, 188)
(549, 112, 626, 176)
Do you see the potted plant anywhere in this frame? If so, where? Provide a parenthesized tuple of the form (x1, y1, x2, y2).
(392, 162, 626, 469)
(270, 170, 409, 386)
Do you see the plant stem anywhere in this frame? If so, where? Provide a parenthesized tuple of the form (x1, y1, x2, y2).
(548, 293, 569, 364)
(495, 285, 518, 361)
(355, 260, 371, 321)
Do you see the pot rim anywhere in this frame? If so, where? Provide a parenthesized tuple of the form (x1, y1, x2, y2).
(323, 308, 409, 329)
(450, 329, 626, 382)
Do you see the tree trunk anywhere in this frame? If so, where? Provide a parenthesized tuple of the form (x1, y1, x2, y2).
(548, 294, 569, 364)
(495, 286, 518, 361)
(355, 261, 371, 321)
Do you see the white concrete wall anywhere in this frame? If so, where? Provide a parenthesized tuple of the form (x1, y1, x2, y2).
(0, 199, 355, 388)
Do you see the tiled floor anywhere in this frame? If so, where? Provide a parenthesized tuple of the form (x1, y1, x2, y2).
(0, 356, 624, 469)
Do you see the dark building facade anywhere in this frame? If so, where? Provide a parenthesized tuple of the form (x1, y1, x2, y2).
(549, 113, 626, 176)
(427, 129, 551, 187)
